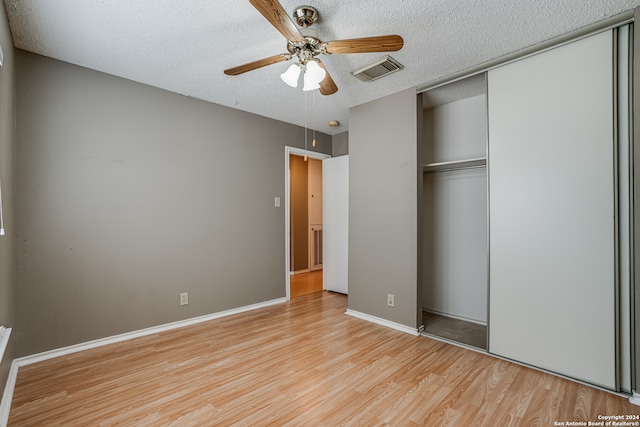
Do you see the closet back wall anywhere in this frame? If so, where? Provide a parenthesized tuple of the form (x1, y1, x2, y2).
(422, 95, 487, 324)
(14, 50, 331, 357)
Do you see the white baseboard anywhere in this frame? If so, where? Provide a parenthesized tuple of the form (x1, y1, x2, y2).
(0, 297, 286, 427)
(345, 309, 419, 336)
(629, 392, 640, 406)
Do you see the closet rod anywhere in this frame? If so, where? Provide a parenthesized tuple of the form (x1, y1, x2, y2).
(423, 157, 487, 173)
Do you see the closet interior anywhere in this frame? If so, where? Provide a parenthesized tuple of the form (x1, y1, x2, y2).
(421, 74, 488, 350)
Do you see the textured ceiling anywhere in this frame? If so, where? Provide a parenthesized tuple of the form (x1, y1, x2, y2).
(4, 0, 640, 135)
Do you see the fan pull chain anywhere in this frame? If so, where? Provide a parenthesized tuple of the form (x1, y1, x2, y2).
(304, 90, 308, 161)
(312, 90, 316, 148)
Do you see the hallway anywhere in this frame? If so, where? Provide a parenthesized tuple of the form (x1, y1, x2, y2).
(290, 270, 323, 298)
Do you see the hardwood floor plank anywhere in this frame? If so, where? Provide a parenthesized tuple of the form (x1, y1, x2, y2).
(9, 291, 640, 426)
(290, 270, 323, 298)
(520, 378, 566, 427)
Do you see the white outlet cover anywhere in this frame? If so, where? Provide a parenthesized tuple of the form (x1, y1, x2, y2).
(387, 294, 394, 307)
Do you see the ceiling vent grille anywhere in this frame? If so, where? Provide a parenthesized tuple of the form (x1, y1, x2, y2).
(351, 55, 404, 82)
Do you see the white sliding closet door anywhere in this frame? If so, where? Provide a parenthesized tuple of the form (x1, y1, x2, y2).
(488, 30, 616, 389)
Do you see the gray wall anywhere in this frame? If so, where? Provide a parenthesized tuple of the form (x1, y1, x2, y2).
(0, 2, 14, 395)
(14, 50, 331, 356)
(348, 88, 418, 328)
(332, 132, 349, 156)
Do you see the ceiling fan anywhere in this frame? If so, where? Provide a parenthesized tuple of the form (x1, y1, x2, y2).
(224, 0, 404, 95)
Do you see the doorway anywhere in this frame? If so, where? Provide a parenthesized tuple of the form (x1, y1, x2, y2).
(290, 153, 322, 298)
(289, 154, 322, 274)
(284, 147, 331, 300)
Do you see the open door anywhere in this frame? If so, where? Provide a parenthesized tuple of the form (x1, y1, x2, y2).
(323, 155, 349, 294)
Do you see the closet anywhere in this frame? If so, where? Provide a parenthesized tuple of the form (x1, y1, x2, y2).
(421, 74, 488, 350)
(418, 21, 634, 393)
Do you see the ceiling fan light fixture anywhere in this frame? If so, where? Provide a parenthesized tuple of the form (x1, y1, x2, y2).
(302, 75, 319, 91)
(302, 60, 326, 91)
(280, 63, 301, 87)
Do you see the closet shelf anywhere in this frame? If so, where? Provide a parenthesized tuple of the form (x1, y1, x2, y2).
(423, 157, 487, 173)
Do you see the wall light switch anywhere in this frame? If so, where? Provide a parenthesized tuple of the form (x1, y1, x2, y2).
(274, 197, 281, 208)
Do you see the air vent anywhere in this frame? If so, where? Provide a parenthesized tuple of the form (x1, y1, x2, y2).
(351, 55, 404, 82)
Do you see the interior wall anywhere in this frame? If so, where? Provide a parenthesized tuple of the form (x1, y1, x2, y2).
(308, 158, 322, 269)
(0, 2, 14, 395)
(423, 96, 487, 163)
(308, 158, 322, 227)
(14, 50, 331, 357)
(332, 132, 349, 157)
(423, 169, 488, 322)
(290, 155, 308, 271)
(348, 88, 418, 328)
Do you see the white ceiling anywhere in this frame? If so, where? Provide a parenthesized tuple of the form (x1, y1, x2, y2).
(4, 0, 639, 135)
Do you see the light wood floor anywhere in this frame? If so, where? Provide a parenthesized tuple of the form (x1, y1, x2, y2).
(290, 269, 323, 298)
(9, 292, 640, 426)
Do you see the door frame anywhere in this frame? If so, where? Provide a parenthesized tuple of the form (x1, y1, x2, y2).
(285, 146, 331, 300)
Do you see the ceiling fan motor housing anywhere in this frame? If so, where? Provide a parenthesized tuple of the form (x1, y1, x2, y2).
(293, 6, 318, 27)
(286, 27, 324, 63)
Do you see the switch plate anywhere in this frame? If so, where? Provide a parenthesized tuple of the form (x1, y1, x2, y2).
(180, 292, 189, 306)
(274, 197, 281, 207)
(387, 294, 395, 308)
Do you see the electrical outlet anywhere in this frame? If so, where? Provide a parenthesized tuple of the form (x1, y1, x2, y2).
(387, 294, 395, 308)
(180, 292, 189, 306)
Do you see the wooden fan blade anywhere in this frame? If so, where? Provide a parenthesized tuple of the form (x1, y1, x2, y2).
(316, 60, 338, 96)
(323, 35, 404, 54)
(224, 54, 290, 76)
(249, 0, 305, 42)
